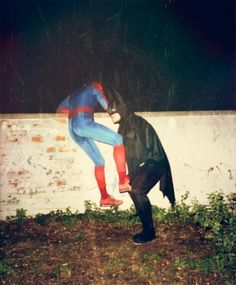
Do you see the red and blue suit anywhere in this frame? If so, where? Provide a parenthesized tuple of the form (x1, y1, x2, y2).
(56, 82, 129, 206)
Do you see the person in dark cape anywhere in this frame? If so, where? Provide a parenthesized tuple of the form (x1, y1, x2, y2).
(108, 90, 175, 244)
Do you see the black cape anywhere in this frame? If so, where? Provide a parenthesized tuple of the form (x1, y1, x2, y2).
(118, 113, 176, 206)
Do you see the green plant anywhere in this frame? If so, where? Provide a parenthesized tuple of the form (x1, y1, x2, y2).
(35, 213, 50, 226)
(0, 261, 11, 276)
(174, 256, 215, 273)
(141, 252, 163, 263)
(15, 208, 27, 222)
(83, 200, 138, 225)
(165, 191, 193, 224)
(152, 206, 167, 222)
(61, 262, 72, 271)
(49, 208, 78, 229)
(75, 231, 85, 240)
(192, 191, 236, 282)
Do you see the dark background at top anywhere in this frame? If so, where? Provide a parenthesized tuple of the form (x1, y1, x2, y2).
(0, 0, 235, 113)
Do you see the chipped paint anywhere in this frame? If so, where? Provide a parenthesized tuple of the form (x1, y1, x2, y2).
(54, 135, 66, 141)
(0, 112, 236, 219)
(54, 118, 67, 124)
(47, 147, 56, 153)
(31, 135, 43, 143)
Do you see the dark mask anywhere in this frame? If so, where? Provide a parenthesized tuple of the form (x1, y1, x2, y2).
(107, 89, 128, 120)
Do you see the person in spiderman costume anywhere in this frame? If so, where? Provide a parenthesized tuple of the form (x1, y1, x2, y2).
(56, 82, 130, 207)
(108, 90, 175, 244)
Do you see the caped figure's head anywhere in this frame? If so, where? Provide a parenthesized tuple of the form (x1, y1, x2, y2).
(107, 88, 129, 124)
(108, 99, 122, 124)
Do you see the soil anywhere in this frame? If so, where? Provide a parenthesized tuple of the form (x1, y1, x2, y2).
(0, 217, 225, 285)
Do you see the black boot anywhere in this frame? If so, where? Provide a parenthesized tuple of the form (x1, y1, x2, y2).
(132, 229, 156, 244)
(129, 189, 156, 244)
(132, 199, 156, 244)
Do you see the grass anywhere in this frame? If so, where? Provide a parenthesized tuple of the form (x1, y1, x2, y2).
(1, 190, 235, 284)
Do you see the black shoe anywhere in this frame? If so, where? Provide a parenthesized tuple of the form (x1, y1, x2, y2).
(132, 231, 156, 244)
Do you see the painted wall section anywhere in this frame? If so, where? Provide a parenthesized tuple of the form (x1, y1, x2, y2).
(0, 111, 235, 219)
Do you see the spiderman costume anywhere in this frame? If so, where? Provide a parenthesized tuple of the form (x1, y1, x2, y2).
(57, 82, 130, 207)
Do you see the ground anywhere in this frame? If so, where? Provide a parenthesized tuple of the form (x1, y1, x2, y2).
(0, 214, 227, 285)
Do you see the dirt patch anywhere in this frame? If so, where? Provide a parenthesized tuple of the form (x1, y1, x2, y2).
(0, 216, 226, 285)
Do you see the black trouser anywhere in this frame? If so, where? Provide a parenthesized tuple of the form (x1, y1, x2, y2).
(129, 159, 167, 234)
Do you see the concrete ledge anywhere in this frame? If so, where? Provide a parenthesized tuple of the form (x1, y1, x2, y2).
(1, 111, 236, 219)
(0, 110, 235, 119)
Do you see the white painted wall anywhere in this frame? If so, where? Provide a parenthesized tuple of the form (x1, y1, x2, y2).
(0, 111, 235, 219)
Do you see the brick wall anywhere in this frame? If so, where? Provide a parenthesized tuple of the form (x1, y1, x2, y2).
(0, 111, 235, 219)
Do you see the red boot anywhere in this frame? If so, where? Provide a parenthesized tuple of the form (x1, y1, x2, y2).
(100, 195, 123, 207)
(95, 166, 124, 205)
(94, 166, 109, 199)
(113, 144, 131, 193)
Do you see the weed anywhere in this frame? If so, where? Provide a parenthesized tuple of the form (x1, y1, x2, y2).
(0, 261, 11, 276)
(75, 231, 85, 240)
(35, 213, 50, 226)
(12, 208, 28, 230)
(174, 256, 215, 273)
(141, 252, 163, 263)
(31, 263, 42, 270)
(152, 206, 167, 222)
(6, 208, 27, 223)
(15, 208, 27, 222)
(165, 192, 193, 224)
(83, 200, 138, 225)
(59, 263, 73, 278)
